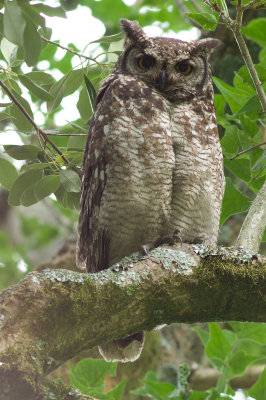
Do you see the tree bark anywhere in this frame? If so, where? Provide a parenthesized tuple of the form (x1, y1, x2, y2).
(0, 243, 265, 400)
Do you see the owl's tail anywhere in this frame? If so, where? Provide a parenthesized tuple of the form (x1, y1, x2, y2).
(98, 331, 145, 363)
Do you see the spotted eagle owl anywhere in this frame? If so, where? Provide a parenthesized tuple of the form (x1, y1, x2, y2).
(76, 19, 225, 362)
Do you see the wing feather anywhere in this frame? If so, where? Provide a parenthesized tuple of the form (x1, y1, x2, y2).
(76, 75, 116, 272)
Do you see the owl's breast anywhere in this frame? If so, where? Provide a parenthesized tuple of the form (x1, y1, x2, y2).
(96, 75, 175, 261)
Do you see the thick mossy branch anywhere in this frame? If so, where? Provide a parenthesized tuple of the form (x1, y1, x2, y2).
(0, 244, 265, 400)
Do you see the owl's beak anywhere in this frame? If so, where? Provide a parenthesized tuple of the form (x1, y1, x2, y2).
(158, 69, 168, 91)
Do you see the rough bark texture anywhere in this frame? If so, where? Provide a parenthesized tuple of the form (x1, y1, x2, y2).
(0, 243, 265, 400)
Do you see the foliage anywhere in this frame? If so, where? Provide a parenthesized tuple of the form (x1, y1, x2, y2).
(69, 357, 126, 399)
(69, 323, 266, 399)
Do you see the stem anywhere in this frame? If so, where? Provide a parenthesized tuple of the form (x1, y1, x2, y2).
(40, 36, 98, 63)
(230, 141, 266, 160)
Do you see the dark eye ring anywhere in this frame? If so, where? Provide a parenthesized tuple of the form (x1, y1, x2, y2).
(175, 62, 192, 75)
(137, 55, 155, 70)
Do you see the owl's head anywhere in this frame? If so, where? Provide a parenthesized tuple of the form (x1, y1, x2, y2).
(117, 19, 222, 101)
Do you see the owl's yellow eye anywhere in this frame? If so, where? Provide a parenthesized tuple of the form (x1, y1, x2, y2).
(137, 55, 155, 70)
(175, 62, 192, 75)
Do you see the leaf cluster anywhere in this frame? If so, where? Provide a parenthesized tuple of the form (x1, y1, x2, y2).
(68, 323, 266, 400)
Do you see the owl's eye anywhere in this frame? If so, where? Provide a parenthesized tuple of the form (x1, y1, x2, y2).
(137, 55, 155, 70)
(175, 62, 192, 75)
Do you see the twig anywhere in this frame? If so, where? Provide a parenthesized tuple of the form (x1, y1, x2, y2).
(45, 133, 87, 136)
(40, 36, 98, 63)
(0, 79, 70, 166)
(230, 141, 266, 160)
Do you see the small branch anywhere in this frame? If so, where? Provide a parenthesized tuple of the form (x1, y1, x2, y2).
(45, 132, 87, 136)
(236, 180, 266, 252)
(40, 36, 97, 63)
(230, 141, 266, 160)
(242, 0, 265, 9)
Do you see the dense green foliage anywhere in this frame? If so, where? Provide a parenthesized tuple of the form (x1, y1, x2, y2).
(68, 323, 266, 399)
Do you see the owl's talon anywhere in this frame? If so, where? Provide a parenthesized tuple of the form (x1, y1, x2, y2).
(140, 242, 155, 255)
(154, 230, 183, 248)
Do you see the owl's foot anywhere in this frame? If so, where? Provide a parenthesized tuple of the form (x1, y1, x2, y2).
(141, 230, 182, 255)
(98, 331, 145, 363)
(155, 230, 183, 248)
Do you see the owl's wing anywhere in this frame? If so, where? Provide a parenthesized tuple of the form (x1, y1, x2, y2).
(76, 75, 117, 273)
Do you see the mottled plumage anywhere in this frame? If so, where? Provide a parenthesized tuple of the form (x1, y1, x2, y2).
(76, 19, 225, 362)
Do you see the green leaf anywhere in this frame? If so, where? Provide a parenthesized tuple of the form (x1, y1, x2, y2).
(228, 351, 259, 378)
(8, 170, 42, 206)
(64, 69, 86, 97)
(4, 144, 41, 160)
(84, 75, 96, 113)
(60, 170, 81, 192)
(77, 85, 93, 121)
(104, 378, 126, 399)
(47, 69, 85, 113)
(20, 183, 39, 206)
(185, 12, 218, 31)
(205, 323, 231, 367)
(220, 177, 251, 225)
(248, 367, 266, 400)
(33, 175, 60, 201)
(0, 37, 17, 64)
(23, 72, 55, 86)
(193, 326, 209, 346)
(230, 322, 266, 344)
(9, 90, 34, 132)
(69, 358, 117, 391)
(90, 32, 124, 44)
(18, 1, 45, 28)
(224, 158, 251, 182)
(235, 95, 263, 115)
(0, 111, 10, 121)
(32, 4, 66, 18)
(221, 125, 240, 157)
(23, 20, 42, 66)
(242, 18, 266, 47)
(0, 157, 18, 190)
(213, 77, 250, 114)
(21, 162, 50, 171)
(18, 75, 54, 101)
(3, 0, 26, 45)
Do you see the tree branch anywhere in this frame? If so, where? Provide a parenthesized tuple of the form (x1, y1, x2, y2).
(230, 141, 266, 160)
(40, 36, 97, 63)
(236, 180, 266, 252)
(0, 243, 265, 399)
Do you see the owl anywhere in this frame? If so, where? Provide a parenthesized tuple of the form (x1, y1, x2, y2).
(76, 19, 225, 362)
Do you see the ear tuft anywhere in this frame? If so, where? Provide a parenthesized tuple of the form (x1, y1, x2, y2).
(195, 38, 223, 56)
(120, 19, 151, 48)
